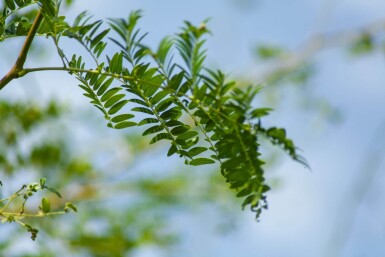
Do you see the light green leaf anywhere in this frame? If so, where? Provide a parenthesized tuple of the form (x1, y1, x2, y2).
(40, 198, 51, 213)
(64, 202, 77, 213)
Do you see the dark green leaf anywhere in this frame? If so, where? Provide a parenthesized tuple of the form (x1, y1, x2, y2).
(150, 91, 169, 105)
(138, 118, 159, 126)
(111, 114, 135, 123)
(114, 121, 137, 129)
(149, 133, 173, 144)
(129, 98, 150, 107)
(97, 77, 114, 96)
(160, 107, 182, 120)
(170, 125, 190, 135)
(108, 100, 128, 115)
(165, 120, 184, 127)
(100, 87, 121, 102)
(131, 107, 154, 115)
(155, 98, 173, 112)
(167, 144, 178, 156)
(142, 125, 164, 136)
(189, 158, 215, 166)
(105, 94, 125, 108)
(176, 131, 198, 141)
(187, 147, 207, 157)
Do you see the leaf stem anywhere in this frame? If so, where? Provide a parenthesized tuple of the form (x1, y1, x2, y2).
(0, 10, 43, 90)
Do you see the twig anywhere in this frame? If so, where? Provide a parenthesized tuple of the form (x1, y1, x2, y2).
(0, 10, 43, 90)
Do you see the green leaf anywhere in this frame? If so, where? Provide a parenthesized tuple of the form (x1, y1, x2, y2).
(45, 186, 62, 198)
(39, 178, 47, 188)
(91, 29, 110, 49)
(40, 198, 51, 213)
(38, 0, 56, 17)
(97, 77, 114, 96)
(64, 202, 78, 213)
(142, 125, 164, 136)
(189, 158, 215, 166)
(149, 133, 173, 144)
(170, 125, 190, 135)
(236, 188, 252, 198)
(5, 0, 16, 10)
(109, 52, 123, 73)
(176, 130, 198, 141)
(111, 114, 135, 123)
(251, 108, 273, 118)
(114, 121, 137, 129)
(157, 37, 173, 64)
(155, 98, 173, 112)
(150, 91, 169, 105)
(160, 107, 182, 120)
(138, 118, 159, 126)
(131, 107, 154, 115)
(165, 120, 184, 127)
(169, 71, 185, 90)
(167, 144, 178, 156)
(187, 147, 208, 157)
(108, 100, 128, 115)
(104, 94, 125, 108)
(100, 87, 121, 102)
(129, 98, 150, 107)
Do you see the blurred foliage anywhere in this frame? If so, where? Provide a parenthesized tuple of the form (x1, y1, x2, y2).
(0, 98, 241, 256)
(255, 44, 284, 60)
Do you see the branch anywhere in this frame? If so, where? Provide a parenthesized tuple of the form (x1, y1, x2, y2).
(0, 10, 43, 91)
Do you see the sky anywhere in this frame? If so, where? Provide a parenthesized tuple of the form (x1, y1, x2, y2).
(1, 0, 385, 256)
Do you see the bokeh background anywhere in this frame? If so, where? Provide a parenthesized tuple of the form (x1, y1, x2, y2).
(1, 0, 385, 256)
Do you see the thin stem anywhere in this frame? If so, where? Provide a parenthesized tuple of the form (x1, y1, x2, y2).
(1, 211, 67, 217)
(0, 10, 43, 90)
(21, 66, 242, 125)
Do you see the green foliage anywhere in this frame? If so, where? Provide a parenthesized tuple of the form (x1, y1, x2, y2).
(0, 0, 307, 239)
(0, 178, 77, 241)
(349, 33, 374, 55)
(255, 44, 284, 60)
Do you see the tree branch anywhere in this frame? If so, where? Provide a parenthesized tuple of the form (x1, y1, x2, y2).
(0, 10, 43, 91)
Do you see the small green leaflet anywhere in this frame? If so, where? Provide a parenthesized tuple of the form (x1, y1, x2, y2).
(189, 158, 215, 166)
